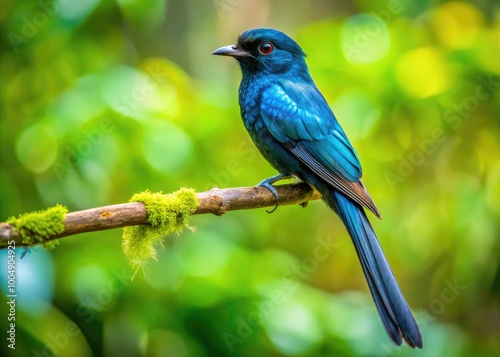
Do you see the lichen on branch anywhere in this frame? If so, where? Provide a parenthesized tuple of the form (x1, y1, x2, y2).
(7, 204, 68, 249)
(122, 188, 198, 273)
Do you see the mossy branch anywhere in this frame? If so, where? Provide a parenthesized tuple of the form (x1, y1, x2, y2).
(0, 183, 321, 250)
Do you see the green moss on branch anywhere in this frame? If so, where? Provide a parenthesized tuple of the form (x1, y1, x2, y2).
(122, 188, 198, 274)
(7, 204, 68, 249)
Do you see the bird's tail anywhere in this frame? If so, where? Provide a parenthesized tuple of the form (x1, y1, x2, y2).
(311, 178, 422, 348)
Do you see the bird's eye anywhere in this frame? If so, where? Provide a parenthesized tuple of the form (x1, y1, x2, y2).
(259, 42, 274, 55)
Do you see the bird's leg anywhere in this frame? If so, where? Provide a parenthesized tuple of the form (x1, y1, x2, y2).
(257, 173, 294, 213)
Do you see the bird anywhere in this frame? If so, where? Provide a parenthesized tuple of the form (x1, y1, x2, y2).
(212, 28, 422, 348)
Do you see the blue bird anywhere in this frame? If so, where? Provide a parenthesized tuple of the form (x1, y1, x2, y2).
(213, 28, 422, 348)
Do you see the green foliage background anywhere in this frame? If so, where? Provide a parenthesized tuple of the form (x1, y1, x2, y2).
(1, 0, 499, 356)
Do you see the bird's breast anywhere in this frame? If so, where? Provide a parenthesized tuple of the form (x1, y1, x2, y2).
(237, 78, 302, 175)
(238, 79, 265, 131)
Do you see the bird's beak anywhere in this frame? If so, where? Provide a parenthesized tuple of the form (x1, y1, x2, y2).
(212, 45, 249, 58)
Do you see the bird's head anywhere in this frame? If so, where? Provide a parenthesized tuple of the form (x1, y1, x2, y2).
(212, 28, 307, 77)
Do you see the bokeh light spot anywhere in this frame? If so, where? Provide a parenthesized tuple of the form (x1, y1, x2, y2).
(16, 123, 58, 173)
(142, 119, 193, 175)
(72, 264, 111, 306)
(341, 14, 391, 65)
(265, 302, 322, 355)
(396, 47, 451, 98)
(59, 0, 101, 22)
(0, 249, 55, 316)
(431, 1, 484, 49)
(333, 90, 381, 140)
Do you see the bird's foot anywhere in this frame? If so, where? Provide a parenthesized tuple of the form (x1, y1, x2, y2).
(257, 174, 294, 213)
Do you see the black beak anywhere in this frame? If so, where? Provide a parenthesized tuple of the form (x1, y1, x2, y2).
(212, 45, 249, 58)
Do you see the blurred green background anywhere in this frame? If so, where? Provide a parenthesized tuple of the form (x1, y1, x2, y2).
(1, 0, 499, 356)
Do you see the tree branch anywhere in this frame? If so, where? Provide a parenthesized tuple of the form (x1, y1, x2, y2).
(0, 183, 321, 249)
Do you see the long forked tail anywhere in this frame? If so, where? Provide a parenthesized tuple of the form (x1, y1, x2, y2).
(319, 184, 422, 348)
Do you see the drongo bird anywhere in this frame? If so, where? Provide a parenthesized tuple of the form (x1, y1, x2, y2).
(213, 28, 422, 348)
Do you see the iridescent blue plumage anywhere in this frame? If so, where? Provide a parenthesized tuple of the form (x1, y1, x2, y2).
(213, 28, 422, 348)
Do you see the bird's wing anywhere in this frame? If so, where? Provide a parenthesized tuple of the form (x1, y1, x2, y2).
(260, 83, 381, 218)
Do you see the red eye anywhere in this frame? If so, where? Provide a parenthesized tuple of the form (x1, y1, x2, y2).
(259, 42, 274, 55)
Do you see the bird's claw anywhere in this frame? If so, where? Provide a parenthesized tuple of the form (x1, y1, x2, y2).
(259, 182, 279, 213)
(257, 174, 293, 214)
(267, 207, 278, 214)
